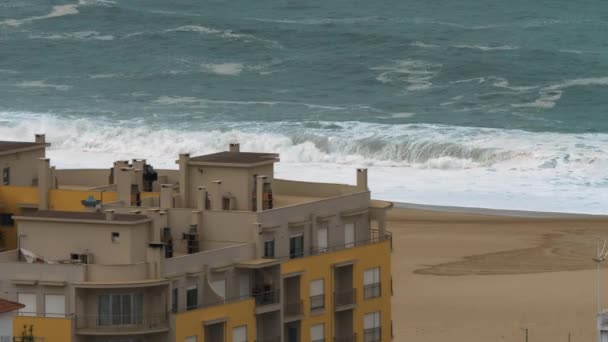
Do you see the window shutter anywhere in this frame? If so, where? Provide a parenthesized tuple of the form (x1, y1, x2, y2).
(310, 279, 324, 296)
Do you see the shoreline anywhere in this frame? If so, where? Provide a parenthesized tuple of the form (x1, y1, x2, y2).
(391, 200, 607, 218)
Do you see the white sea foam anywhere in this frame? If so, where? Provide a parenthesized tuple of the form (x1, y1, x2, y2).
(89, 73, 121, 79)
(30, 31, 114, 41)
(1, 112, 607, 213)
(15, 81, 71, 91)
(162, 25, 282, 48)
(0, 4, 79, 26)
(249, 17, 377, 25)
(513, 77, 608, 109)
(153, 96, 345, 110)
(372, 59, 441, 91)
(410, 41, 439, 49)
(200, 63, 244, 76)
(452, 44, 519, 51)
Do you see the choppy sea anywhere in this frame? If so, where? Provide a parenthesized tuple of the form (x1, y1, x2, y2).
(1, 0, 607, 213)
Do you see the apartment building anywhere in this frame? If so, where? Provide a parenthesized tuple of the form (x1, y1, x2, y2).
(0, 139, 393, 342)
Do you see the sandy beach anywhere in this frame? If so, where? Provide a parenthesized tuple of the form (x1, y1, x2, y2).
(389, 206, 608, 342)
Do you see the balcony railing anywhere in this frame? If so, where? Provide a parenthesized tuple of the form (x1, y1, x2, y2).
(334, 333, 357, 342)
(309, 230, 391, 257)
(364, 283, 381, 299)
(75, 313, 169, 332)
(310, 294, 325, 311)
(284, 300, 303, 318)
(334, 288, 356, 308)
(363, 327, 381, 342)
(253, 289, 280, 306)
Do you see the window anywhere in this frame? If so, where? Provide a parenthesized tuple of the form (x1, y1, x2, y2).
(364, 267, 381, 299)
(44, 294, 65, 318)
(364, 312, 381, 342)
(311, 323, 324, 342)
(17, 293, 36, 316)
(289, 234, 304, 259)
(185, 336, 197, 342)
(344, 223, 355, 248)
(0, 213, 14, 227)
(232, 325, 247, 342)
(317, 225, 328, 252)
(97, 293, 143, 326)
(111, 232, 120, 243)
(2, 167, 9, 185)
(172, 287, 178, 312)
(263, 239, 275, 258)
(186, 286, 198, 311)
(310, 279, 324, 310)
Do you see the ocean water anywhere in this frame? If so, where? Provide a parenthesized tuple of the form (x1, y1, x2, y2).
(0, 0, 607, 213)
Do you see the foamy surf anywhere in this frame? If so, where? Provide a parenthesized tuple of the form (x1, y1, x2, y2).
(0, 112, 606, 214)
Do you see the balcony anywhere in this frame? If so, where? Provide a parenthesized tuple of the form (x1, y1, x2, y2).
(334, 288, 356, 311)
(253, 289, 281, 314)
(284, 300, 303, 321)
(75, 313, 169, 335)
(363, 327, 381, 342)
(364, 283, 381, 299)
(334, 334, 357, 342)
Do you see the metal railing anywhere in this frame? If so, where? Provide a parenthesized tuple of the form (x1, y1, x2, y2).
(175, 294, 251, 313)
(334, 288, 356, 308)
(75, 313, 169, 332)
(308, 230, 391, 257)
(310, 294, 325, 310)
(364, 283, 381, 299)
(334, 333, 357, 342)
(284, 300, 303, 318)
(253, 289, 280, 306)
(363, 327, 381, 342)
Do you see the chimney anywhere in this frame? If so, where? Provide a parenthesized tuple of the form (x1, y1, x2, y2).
(197, 186, 207, 211)
(229, 143, 240, 153)
(256, 175, 266, 212)
(211, 180, 222, 210)
(112, 160, 129, 185)
(356, 168, 368, 192)
(105, 209, 115, 221)
(37, 158, 51, 210)
(132, 159, 145, 192)
(178, 153, 190, 208)
(160, 184, 174, 209)
(117, 167, 134, 205)
(35, 134, 46, 144)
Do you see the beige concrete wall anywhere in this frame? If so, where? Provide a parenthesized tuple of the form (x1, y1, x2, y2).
(54, 169, 111, 187)
(85, 263, 149, 282)
(18, 220, 151, 265)
(0, 149, 45, 186)
(162, 242, 255, 278)
(273, 179, 358, 198)
(256, 192, 371, 258)
(186, 165, 250, 210)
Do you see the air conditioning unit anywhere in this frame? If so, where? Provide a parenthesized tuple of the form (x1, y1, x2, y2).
(70, 253, 94, 264)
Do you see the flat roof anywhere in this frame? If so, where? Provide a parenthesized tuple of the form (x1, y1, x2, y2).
(0, 141, 46, 154)
(189, 151, 278, 166)
(0, 298, 25, 313)
(18, 210, 149, 223)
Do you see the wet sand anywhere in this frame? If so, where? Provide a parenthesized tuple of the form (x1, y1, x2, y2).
(389, 206, 608, 342)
